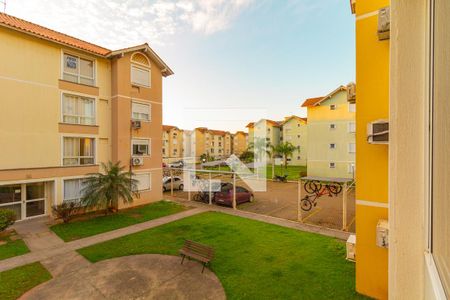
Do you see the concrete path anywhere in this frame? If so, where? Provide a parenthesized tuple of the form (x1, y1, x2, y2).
(20, 254, 226, 300)
(1, 207, 207, 273)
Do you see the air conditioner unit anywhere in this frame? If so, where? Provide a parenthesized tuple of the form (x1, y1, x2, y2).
(346, 234, 356, 261)
(367, 120, 389, 144)
(347, 82, 356, 102)
(131, 120, 141, 129)
(131, 157, 144, 166)
(378, 7, 390, 40)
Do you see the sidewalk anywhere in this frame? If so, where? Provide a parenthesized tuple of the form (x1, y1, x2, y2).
(1, 207, 207, 273)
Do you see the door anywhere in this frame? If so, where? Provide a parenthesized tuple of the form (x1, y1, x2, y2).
(0, 183, 46, 220)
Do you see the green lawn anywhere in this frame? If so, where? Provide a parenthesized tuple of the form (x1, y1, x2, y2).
(0, 262, 52, 300)
(51, 200, 187, 242)
(204, 165, 307, 180)
(78, 212, 366, 300)
(0, 231, 30, 260)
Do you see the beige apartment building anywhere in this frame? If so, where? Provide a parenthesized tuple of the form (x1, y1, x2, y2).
(0, 13, 172, 220)
(232, 131, 248, 156)
(246, 119, 282, 148)
(162, 125, 183, 163)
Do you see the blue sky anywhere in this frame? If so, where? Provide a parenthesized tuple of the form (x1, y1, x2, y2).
(8, 0, 354, 132)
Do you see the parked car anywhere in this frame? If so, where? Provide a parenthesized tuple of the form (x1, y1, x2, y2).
(162, 162, 167, 168)
(168, 160, 184, 168)
(162, 176, 184, 191)
(214, 183, 254, 207)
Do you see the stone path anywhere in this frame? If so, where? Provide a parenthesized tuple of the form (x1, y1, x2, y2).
(20, 254, 226, 300)
(1, 207, 207, 273)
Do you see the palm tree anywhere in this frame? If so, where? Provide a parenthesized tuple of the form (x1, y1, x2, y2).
(81, 161, 139, 215)
(272, 142, 297, 175)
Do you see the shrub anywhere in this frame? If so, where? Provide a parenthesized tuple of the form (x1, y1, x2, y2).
(0, 209, 16, 232)
(52, 202, 81, 223)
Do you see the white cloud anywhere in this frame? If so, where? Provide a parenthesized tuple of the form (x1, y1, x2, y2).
(6, 0, 254, 48)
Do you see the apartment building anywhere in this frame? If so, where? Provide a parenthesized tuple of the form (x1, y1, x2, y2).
(301, 85, 356, 179)
(188, 127, 231, 161)
(232, 131, 248, 156)
(0, 13, 173, 220)
(280, 116, 308, 166)
(246, 119, 282, 148)
(349, 1, 450, 299)
(162, 125, 183, 163)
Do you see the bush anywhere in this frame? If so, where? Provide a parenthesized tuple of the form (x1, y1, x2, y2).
(52, 202, 81, 223)
(0, 209, 16, 232)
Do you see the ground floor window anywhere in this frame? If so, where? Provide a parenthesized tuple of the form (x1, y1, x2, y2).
(63, 179, 85, 203)
(133, 173, 151, 191)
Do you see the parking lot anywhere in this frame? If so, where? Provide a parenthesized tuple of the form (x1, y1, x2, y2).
(164, 172, 355, 232)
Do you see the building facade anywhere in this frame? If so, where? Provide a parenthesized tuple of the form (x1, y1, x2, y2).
(232, 131, 248, 156)
(246, 119, 282, 148)
(302, 86, 356, 179)
(162, 125, 183, 163)
(0, 13, 172, 220)
(280, 116, 308, 166)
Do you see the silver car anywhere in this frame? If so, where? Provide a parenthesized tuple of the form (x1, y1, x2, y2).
(162, 176, 184, 191)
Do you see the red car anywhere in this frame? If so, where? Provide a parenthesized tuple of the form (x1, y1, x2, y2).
(214, 183, 254, 207)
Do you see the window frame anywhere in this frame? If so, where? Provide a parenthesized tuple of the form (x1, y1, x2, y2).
(61, 51, 96, 86)
(329, 162, 336, 169)
(61, 135, 96, 166)
(131, 101, 151, 122)
(131, 138, 151, 157)
(330, 104, 337, 110)
(61, 92, 97, 126)
(329, 143, 336, 149)
(62, 177, 87, 204)
(131, 64, 151, 88)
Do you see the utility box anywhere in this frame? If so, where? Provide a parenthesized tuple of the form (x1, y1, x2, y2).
(376, 219, 389, 248)
(367, 120, 389, 144)
(378, 7, 390, 40)
(346, 234, 356, 261)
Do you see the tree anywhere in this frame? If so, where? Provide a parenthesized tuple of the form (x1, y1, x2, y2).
(239, 150, 254, 163)
(81, 161, 139, 215)
(272, 142, 297, 175)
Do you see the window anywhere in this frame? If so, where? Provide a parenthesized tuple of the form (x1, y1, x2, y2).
(329, 162, 335, 168)
(348, 122, 356, 133)
(297, 135, 301, 138)
(132, 102, 150, 121)
(62, 94, 95, 125)
(133, 173, 151, 191)
(63, 178, 86, 203)
(330, 143, 336, 149)
(330, 104, 337, 110)
(431, 1, 450, 292)
(348, 163, 355, 174)
(173, 140, 177, 145)
(297, 156, 301, 160)
(330, 124, 336, 130)
(349, 103, 356, 113)
(63, 137, 95, 166)
(131, 65, 150, 87)
(132, 139, 150, 156)
(348, 143, 356, 153)
(63, 53, 95, 85)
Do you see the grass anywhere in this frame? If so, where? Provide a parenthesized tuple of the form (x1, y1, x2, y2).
(0, 262, 52, 300)
(0, 230, 30, 260)
(204, 165, 307, 180)
(51, 200, 187, 242)
(78, 212, 366, 300)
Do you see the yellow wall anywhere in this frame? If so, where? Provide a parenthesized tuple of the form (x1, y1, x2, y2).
(232, 132, 248, 155)
(354, 0, 390, 298)
(306, 90, 355, 178)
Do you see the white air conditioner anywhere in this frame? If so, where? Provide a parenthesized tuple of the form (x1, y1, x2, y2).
(347, 82, 356, 102)
(346, 234, 356, 261)
(131, 120, 141, 129)
(131, 157, 144, 166)
(367, 120, 389, 144)
(378, 7, 390, 40)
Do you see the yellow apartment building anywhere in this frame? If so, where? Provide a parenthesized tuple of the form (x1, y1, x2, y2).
(280, 116, 308, 166)
(0, 13, 173, 220)
(232, 131, 248, 156)
(190, 127, 231, 161)
(162, 125, 183, 163)
(301, 86, 356, 179)
(350, 1, 450, 299)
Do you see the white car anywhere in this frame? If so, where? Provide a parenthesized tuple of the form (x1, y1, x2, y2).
(168, 161, 184, 168)
(162, 176, 184, 191)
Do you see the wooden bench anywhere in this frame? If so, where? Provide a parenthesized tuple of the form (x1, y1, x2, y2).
(179, 240, 214, 273)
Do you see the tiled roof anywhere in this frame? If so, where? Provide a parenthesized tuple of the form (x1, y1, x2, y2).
(162, 125, 178, 131)
(301, 96, 324, 107)
(0, 12, 110, 56)
(209, 129, 229, 136)
(280, 115, 307, 125)
(245, 122, 255, 128)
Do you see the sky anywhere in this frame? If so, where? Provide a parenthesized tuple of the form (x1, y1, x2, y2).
(6, 0, 355, 132)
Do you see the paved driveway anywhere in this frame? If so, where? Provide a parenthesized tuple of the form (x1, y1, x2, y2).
(21, 254, 226, 300)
